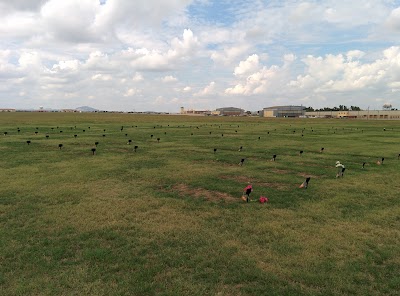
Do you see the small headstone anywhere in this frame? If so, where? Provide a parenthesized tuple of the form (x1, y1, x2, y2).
(150, 135, 153, 138)
(103, 134, 106, 137)
(58, 144, 63, 150)
(27, 140, 31, 145)
(74, 135, 77, 138)
(221, 134, 224, 137)
(60, 131, 63, 133)
(213, 148, 217, 154)
(258, 136, 261, 140)
(362, 162, 366, 169)
(239, 158, 245, 166)
(157, 138, 160, 143)
(272, 154, 276, 161)
(128, 140, 132, 144)
(134, 145, 138, 152)
(299, 150, 303, 156)
(83, 130, 85, 132)
(46, 135, 49, 139)
(91, 148, 96, 155)
(238, 146, 242, 152)
(95, 142, 99, 147)
(4, 132, 7, 135)
(35, 131, 38, 135)
(320, 147, 324, 153)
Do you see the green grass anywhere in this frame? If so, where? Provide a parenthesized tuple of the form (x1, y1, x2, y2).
(1, 112, 399, 295)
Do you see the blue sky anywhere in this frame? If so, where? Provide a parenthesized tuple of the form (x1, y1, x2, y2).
(1, 0, 400, 111)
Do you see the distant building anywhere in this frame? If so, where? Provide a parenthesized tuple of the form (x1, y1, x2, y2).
(180, 107, 211, 116)
(305, 110, 400, 120)
(216, 107, 245, 116)
(262, 106, 305, 117)
(0, 108, 16, 112)
(60, 109, 78, 113)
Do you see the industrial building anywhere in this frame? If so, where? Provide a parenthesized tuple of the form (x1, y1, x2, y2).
(305, 110, 400, 120)
(262, 106, 305, 117)
(180, 107, 211, 115)
(215, 107, 245, 116)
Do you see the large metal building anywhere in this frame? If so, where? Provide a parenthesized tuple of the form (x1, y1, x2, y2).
(262, 106, 305, 117)
(216, 107, 245, 116)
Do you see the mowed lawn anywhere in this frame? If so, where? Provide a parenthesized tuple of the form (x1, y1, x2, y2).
(0, 112, 399, 295)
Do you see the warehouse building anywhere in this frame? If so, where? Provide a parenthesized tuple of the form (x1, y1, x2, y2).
(216, 107, 245, 116)
(262, 106, 305, 117)
(305, 110, 400, 120)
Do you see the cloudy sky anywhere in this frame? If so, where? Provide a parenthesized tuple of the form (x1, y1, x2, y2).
(1, 0, 400, 111)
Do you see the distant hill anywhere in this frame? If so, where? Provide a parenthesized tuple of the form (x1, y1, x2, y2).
(76, 106, 98, 112)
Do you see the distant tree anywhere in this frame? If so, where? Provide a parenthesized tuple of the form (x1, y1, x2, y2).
(305, 106, 314, 112)
(383, 103, 392, 110)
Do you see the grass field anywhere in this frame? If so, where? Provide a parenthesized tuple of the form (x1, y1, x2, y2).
(1, 112, 399, 295)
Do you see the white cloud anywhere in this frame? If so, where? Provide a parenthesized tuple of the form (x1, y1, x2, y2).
(234, 54, 260, 76)
(132, 72, 144, 82)
(226, 54, 294, 95)
(211, 44, 249, 65)
(91, 74, 112, 81)
(123, 88, 139, 97)
(386, 7, 400, 31)
(290, 46, 400, 94)
(195, 81, 216, 96)
(161, 75, 178, 83)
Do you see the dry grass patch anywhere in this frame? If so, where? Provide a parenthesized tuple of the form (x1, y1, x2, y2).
(171, 183, 238, 202)
(219, 175, 290, 190)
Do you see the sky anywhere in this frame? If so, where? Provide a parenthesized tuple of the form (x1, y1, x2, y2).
(1, 0, 400, 112)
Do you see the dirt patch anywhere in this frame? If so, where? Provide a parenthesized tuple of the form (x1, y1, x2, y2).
(219, 175, 289, 190)
(171, 183, 238, 202)
(271, 169, 290, 174)
(192, 160, 238, 167)
(219, 175, 253, 183)
(257, 182, 291, 190)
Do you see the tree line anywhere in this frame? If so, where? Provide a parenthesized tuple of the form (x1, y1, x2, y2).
(305, 105, 362, 112)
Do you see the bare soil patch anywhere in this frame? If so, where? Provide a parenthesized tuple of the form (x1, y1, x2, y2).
(171, 183, 238, 202)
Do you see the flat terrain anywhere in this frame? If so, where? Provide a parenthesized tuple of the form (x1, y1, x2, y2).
(1, 113, 399, 295)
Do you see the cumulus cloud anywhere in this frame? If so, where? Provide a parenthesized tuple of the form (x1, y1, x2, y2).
(290, 46, 400, 94)
(234, 54, 260, 76)
(386, 7, 400, 31)
(195, 81, 216, 96)
(123, 88, 140, 97)
(211, 45, 249, 65)
(226, 54, 294, 95)
(132, 72, 144, 82)
(161, 75, 178, 83)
